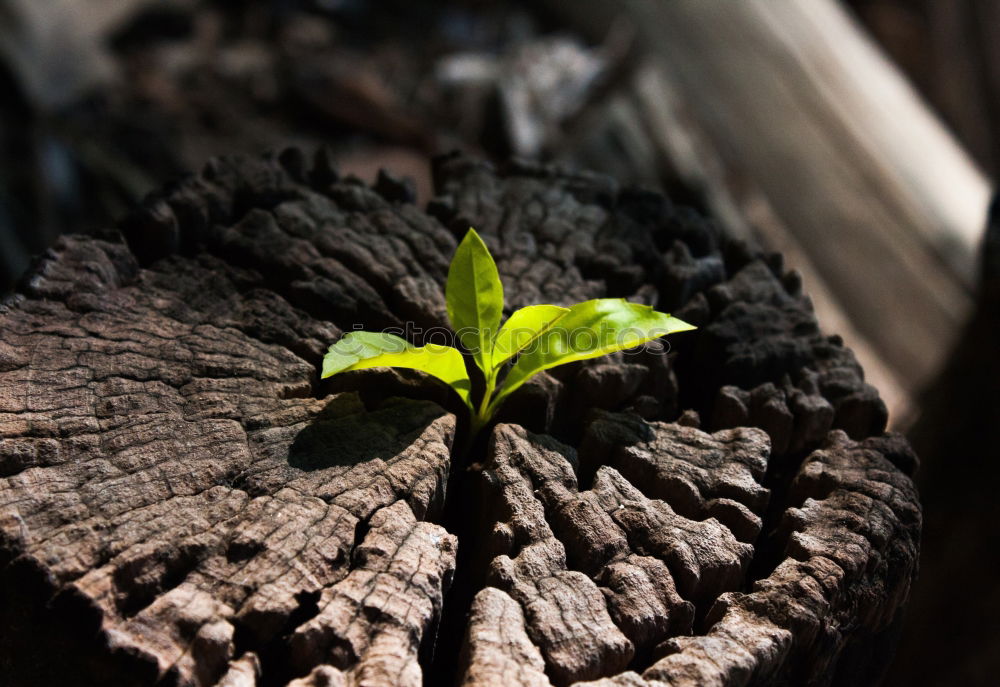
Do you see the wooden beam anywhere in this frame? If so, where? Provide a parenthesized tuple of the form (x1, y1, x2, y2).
(546, 0, 992, 392)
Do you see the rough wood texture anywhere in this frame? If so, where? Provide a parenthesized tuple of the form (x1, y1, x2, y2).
(458, 422, 918, 687)
(0, 151, 920, 685)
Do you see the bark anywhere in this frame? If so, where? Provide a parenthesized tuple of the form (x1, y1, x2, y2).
(0, 151, 920, 686)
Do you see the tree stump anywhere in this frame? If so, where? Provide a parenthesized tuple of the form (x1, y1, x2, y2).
(0, 151, 921, 686)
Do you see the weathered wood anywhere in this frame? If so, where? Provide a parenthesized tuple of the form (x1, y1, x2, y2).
(0, 151, 920, 685)
(458, 421, 918, 687)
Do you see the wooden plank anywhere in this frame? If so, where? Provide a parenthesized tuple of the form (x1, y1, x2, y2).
(546, 0, 992, 392)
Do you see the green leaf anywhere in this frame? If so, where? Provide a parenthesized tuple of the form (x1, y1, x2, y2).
(446, 228, 503, 373)
(490, 299, 695, 410)
(491, 304, 569, 370)
(322, 331, 472, 409)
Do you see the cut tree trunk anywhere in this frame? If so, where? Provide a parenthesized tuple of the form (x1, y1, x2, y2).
(0, 151, 921, 686)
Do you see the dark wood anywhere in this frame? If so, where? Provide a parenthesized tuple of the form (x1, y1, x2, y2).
(0, 151, 920, 686)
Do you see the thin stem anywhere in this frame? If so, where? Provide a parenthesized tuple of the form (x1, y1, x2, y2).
(473, 367, 496, 431)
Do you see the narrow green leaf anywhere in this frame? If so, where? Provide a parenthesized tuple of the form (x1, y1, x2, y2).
(491, 304, 569, 370)
(446, 228, 503, 373)
(491, 299, 695, 410)
(322, 331, 472, 409)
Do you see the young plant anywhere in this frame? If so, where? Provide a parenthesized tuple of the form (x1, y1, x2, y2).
(323, 228, 695, 430)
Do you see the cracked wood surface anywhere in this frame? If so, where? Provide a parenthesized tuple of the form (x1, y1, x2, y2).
(0, 151, 920, 686)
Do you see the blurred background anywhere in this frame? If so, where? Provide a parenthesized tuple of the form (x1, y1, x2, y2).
(0, 0, 997, 684)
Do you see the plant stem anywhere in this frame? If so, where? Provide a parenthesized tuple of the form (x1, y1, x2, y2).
(474, 370, 496, 431)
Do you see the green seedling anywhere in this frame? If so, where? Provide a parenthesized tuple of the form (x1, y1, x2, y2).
(323, 228, 695, 431)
